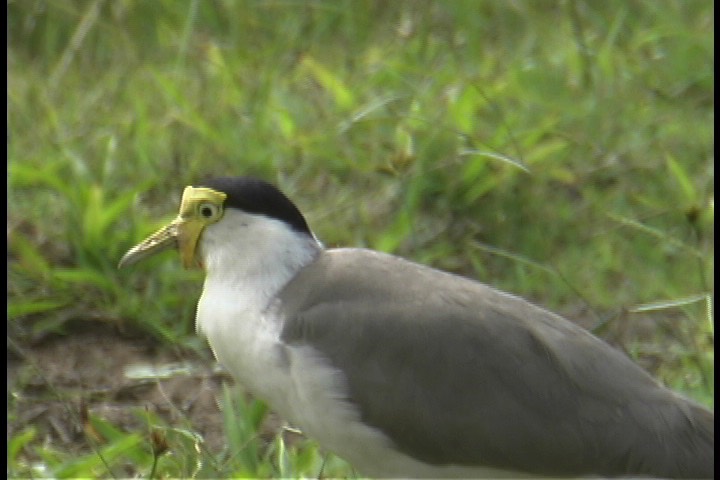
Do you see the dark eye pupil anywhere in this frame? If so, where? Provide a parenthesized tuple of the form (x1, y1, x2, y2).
(201, 206, 213, 217)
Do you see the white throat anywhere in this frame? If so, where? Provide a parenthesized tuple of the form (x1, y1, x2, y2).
(197, 209, 321, 315)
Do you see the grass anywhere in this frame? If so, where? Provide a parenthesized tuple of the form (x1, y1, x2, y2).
(8, 0, 713, 478)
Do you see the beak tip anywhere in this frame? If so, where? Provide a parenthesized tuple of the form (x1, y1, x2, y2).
(117, 252, 135, 269)
(118, 222, 180, 270)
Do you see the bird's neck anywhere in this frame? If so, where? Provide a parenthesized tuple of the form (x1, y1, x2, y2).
(194, 218, 322, 395)
(199, 222, 322, 313)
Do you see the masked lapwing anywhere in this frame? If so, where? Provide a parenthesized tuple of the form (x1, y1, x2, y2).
(119, 176, 713, 478)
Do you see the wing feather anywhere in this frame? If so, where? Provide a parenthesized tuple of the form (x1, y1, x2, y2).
(279, 249, 713, 477)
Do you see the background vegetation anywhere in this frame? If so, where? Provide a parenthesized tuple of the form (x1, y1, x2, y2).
(8, 0, 713, 478)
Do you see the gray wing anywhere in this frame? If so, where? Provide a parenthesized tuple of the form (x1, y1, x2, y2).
(279, 249, 713, 478)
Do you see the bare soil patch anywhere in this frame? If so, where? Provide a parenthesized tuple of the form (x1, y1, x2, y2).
(8, 321, 233, 459)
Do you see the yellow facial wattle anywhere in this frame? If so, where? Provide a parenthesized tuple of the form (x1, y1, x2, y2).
(118, 186, 227, 270)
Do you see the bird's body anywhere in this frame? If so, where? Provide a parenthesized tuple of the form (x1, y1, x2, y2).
(193, 208, 525, 477)
(120, 176, 714, 478)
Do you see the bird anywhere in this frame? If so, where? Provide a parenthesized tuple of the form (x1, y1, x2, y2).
(119, 176, 713, 479)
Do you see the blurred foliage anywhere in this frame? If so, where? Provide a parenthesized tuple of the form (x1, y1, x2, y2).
(8, 0, 713, 477)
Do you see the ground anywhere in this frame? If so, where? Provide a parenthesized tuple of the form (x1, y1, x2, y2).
(8, 320, 234, 461)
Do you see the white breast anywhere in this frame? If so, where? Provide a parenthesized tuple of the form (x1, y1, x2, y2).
(196, 282, 391, 469)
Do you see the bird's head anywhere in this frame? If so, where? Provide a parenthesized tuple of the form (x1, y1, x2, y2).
(118, 177, 316, 272)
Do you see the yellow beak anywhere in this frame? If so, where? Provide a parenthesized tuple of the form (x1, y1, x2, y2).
(118, 186, 227, 270)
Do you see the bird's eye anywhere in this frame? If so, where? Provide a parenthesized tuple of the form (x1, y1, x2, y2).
(198, 202, 219, 219)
